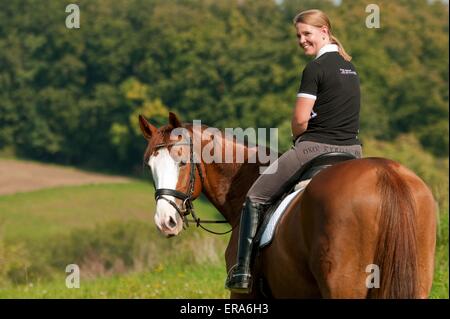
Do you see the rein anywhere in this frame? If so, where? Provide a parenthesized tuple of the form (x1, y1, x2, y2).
(153, 137, 233, 235)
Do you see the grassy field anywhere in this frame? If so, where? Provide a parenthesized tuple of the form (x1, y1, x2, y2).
(0, 181, 231, 298)
(0, 263, 229, 299)
(0, 181, 230, 242)
(0, 182, 153, 242)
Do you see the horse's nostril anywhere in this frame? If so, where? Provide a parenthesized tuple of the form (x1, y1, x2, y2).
(168, 216, 177, 228)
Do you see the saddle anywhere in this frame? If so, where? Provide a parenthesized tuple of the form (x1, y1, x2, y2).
(255, 152, 357, 248)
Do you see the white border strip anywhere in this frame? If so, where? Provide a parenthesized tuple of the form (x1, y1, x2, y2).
(297, 93, 317, 100)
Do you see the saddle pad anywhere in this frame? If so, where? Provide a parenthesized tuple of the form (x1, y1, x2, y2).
(259, 185, 307, 248)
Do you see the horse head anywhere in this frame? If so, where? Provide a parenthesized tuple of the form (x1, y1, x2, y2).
(139, 112, 204, 237)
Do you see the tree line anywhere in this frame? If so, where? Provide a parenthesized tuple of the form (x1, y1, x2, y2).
(0, 0, 448, 172)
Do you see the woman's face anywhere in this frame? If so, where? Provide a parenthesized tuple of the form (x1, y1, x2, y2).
(295, 23, 328, 56)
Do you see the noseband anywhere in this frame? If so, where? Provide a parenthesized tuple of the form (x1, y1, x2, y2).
(152, 136, 231, 234)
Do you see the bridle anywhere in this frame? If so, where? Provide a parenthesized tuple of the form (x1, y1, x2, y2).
(152, 135, 233, 235)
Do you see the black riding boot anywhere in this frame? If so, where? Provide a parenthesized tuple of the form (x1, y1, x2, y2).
(225, 198, 264, 294)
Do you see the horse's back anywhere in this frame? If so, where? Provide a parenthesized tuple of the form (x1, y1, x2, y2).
(263, 157, 436, 298)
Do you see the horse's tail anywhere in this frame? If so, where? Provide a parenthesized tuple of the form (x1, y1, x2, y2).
(367, 161, 418, 299)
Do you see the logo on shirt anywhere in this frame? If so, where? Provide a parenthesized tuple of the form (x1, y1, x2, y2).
(340, 68, 357, 75)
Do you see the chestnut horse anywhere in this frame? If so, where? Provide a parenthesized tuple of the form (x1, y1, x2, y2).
(139, 112, 436, 299)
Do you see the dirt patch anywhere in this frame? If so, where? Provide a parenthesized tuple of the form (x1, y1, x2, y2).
(0, 159, 131, 195)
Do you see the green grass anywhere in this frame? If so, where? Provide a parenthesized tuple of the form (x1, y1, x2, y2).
(0, 263, 229, 299)
(430, 210, 449, 299)
(0, 182, 154, 242)
(0, 180, 231, 298)
(0, 181, 228, 243)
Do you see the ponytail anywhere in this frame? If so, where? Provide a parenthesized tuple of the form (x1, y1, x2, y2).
(330, 35, 352, 62)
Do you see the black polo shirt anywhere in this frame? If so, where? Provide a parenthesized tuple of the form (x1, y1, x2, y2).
(296, 47, 361, 145)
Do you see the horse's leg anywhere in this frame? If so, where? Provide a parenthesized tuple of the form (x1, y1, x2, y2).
(260, 194, 323, 298)
(295, 158, 391, 298)
(302, 175, 378, 298)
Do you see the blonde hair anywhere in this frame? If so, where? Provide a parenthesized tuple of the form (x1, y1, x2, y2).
(293, 9, 352, 61)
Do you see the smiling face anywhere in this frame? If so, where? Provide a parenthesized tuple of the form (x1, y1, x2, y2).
(295, 22, 330, 56)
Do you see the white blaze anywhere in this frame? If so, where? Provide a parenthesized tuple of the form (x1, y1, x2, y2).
(148, 148, 183, 235)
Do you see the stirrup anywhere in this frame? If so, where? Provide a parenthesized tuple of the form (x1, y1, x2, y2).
(225, 265, 253, 294)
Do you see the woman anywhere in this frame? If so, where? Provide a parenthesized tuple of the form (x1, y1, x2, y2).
(225, 9, 363, 294)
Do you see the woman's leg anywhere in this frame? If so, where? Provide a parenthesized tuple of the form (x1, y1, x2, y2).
(248, 141, 362, 205)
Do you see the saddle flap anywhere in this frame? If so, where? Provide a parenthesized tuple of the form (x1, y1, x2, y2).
(258, 181, 309, 248)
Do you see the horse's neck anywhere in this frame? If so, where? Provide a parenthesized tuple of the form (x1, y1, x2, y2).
(201, 160, 262, 226)
(189, 125, 272, 226)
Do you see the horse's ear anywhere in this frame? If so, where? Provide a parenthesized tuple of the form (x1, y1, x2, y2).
(139, 115, 157, 140)
(169, 112, 182, 128)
